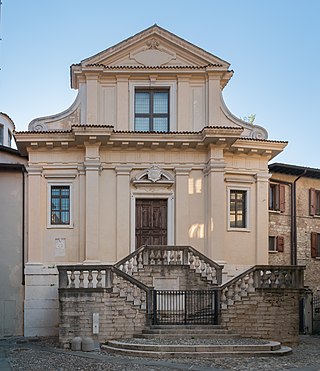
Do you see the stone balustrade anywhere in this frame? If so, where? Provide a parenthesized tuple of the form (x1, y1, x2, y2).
(115, 245, 223, 285)
(220, 265, 305, 309)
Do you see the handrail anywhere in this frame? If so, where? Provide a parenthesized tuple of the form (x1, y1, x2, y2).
(114, 245, 224, 285)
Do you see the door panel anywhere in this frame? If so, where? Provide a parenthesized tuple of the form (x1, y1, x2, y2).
(136, 199, 167, 249)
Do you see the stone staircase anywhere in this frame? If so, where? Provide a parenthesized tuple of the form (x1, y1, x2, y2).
(102, 325, 292, 358)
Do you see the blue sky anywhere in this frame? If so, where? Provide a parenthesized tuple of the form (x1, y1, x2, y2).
(0, 0, 319, 167)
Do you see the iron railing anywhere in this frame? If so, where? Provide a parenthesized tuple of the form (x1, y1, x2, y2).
(152, 289, 218, 325)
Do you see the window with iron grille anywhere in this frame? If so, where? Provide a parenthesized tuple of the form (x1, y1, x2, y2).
(229, 190, 247, 228)
(134, 89, 169, 132)
(51, 185, 70, 225)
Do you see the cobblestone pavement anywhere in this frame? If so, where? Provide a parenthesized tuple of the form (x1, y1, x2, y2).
(1, 335, 320, 371)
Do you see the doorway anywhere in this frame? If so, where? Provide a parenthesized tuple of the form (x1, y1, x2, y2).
(135, 199, 167, 249)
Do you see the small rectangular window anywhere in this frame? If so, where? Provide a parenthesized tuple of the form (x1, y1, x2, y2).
(311, 232, 320, 258)
(51, 185, 70, 225)
(269, 183, 285, 212)
(7, 129, 12, 147)
(310, 189, 320, 216)
(230, 190, 247, 228)
(269, 236, 276, 251)
(134, 89, 169, 132)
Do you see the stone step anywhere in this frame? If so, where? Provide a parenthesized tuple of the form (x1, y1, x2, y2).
(135, 333, 241, 339)
(142, 328, 233, 335)
(102, 341, 292, 358)
(149, 324, 225, 329)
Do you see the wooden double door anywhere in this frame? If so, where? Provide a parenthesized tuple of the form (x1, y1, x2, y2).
(135, 199, 167, 249)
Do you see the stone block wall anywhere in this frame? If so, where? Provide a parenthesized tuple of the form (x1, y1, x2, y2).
(59, 289, 147, 347)
(221, 289, 301, 345)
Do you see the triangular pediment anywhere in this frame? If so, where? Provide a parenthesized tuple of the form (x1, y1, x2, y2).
(81, 25, 230, 68)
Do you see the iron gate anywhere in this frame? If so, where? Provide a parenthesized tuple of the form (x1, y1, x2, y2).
(313, 295, 320, 334)
(152, 290, 218, 325)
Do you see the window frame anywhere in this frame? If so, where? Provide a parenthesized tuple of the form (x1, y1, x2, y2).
(47, 182, 73, 228)
(310, 188, 320, 216)
(269, 183, 285, 212)
(227, 187, 250, 231)
(311, 232, 320, 258)
(134, 88, 170, 132)
(129, 81, 177, 132)
(269, 236, 284, 252)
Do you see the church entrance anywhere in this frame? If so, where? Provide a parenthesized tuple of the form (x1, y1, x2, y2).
(135, 199, 167, 249)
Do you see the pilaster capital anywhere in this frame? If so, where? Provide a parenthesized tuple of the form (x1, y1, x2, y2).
(115, 165, 132, 176)
(175, 167, 192, 176)
(255, 172, 271, 182)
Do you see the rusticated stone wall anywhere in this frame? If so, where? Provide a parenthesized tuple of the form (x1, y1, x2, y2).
(221, 289, 302, 345)
(59, 289, 147, 348)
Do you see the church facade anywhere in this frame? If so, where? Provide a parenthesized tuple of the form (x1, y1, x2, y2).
(15, 25, 287, 336)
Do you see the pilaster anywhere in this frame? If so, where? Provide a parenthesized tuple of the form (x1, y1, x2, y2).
(116, 75, 129, 131)
(175, 167, 192, 244)
(86, 74, 98, 125)
(115, 165, 131, 260)
(84, 142, 101, 262)
(207, 73, 221, 126)
(204, 146, 226, 260)
(177, 76, 190, 131)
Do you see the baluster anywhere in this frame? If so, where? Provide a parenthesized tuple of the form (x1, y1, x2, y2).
(212, 268, 217, 284)
(128, 259, 133, 275)
(240, 277, 247, 297)
(189, 252, 195, 270)
(221, 289, 228, 309)
(206, 264, 212, 282)
(137, 253, 143, 270)
(169, 250, 175, 265)
(126, 285, 134, 302)
(70, 270, 76, 288)
(195, 256, 201, 274)
(156, 249, 162, 264)
(96, 270, 102, 288)
(234, 280, 241, 301)
(123, 261, 129, 274)
(285, 270, 292, 287)
(163, 250, 168, 265)
(79, 270, 84, 288)
(176, 250, 182, 265)
(269, 270, 276, 288)
(247, 272, 255, 293)
(150, 250, 155, 265)
(112, 274, 119, 293)
(88, 270, 93, 288)
(132, 256, 138, 273)
(279, 271, 286, 288)
(200, 260, 206, 277)
(227, 285, 234, 306)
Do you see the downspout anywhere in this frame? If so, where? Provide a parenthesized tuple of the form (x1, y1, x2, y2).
(292, 170, 307, 265)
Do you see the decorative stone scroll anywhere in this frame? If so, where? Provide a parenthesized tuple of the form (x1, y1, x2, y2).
(132, 165, 174, 188)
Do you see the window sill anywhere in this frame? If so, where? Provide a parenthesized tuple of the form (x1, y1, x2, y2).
(269, 210, 282, 214)
(47, 224, 74, 229)
(227, 227, 251, 233)
(268, 250, 278, 254)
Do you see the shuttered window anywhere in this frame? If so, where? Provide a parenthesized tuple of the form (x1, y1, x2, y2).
(269, 236, 284, 252)
(310, 188, 320, 216)
(311, 232, 320, 258)
(269, 183, 285, 212)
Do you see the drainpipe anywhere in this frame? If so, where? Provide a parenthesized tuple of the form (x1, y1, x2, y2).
(292, 170, 307, 266)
